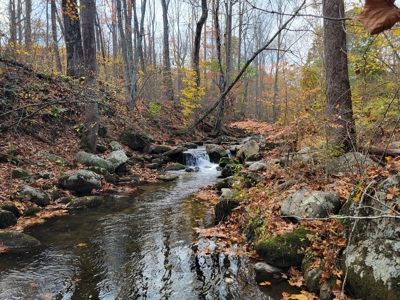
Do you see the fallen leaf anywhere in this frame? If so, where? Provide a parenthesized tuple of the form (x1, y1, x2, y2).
(77, 243, 87, 247)
(259, 281, 271, 286)
(386, 186, 400, 200)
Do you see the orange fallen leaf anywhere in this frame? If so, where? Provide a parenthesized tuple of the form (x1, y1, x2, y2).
(386, 186, 400, 200)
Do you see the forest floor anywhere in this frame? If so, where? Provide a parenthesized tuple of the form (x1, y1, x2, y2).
(0, 58, 397, 299)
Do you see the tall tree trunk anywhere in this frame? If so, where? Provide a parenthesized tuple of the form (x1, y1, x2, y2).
(116, 0, 131, 106)
(62, 0, 84, 77)
(51, 0, 62, 72)
(81, 0, 99, 153)
(191, 0, 207, 86)
(111, 0, 118, 77)
(213, 0, 226, 132)
(9, 0, 17, 48)
(25, 0, 32, 51)
(17, 0, 22, 44)
(323, 0, 356, 152)
(129, 0, 147, 108)
(161, 0, 174, 101)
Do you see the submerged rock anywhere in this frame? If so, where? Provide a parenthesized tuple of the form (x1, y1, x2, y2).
(67, 196, 105, 209)
(0, 230, 40, 249)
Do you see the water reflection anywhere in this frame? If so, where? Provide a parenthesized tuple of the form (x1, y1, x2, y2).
(0, 165, 267, 299)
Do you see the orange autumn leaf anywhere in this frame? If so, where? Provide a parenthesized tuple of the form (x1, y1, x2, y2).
(386, 186, 400, 200)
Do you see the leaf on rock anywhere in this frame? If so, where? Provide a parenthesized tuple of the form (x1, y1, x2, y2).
(259, 281, 271, 286)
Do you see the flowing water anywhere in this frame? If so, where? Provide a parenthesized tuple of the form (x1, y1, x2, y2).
(0, 149, 294, 300)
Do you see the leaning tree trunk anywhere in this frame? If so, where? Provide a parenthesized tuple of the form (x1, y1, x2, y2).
(323, 0, 356, 152)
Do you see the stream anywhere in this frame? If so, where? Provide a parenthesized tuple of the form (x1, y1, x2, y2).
(0, 149, 293, 300)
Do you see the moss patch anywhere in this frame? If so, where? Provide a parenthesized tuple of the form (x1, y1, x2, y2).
(255, 227, 311, 268)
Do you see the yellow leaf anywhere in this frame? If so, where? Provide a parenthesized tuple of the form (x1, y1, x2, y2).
(385, 156, 393, 162)
(259, 281, 271, 286)
(289, 294, 309, 300)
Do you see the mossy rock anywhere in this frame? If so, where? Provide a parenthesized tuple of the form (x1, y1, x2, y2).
(215, 198, 241, 222)
(255, 227, 311, 268)
(0, 230, 41, 249)
(219, 157, 238, 167)
(165, 163, 185, 171)
(156, 175, 179, 182)
(1, 203, 20, 218)
(23, 206, 42, 217)
(0, 210, 17, 228)
(12, 168, 30, 179)
(67, 196, 105, 209)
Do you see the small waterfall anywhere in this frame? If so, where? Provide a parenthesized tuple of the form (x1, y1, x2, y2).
(181, 148, 213, 167)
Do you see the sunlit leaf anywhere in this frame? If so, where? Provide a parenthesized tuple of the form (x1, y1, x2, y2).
(259, 281, 271, 286)
(77, 243, 87, 247)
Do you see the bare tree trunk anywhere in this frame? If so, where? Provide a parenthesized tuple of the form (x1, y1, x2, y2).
(116, 0, 131, 106)
(81, 0, 99, 153)
(161, 0, 174, 101)
(51, 0, 62, 72)
(9, 0, 17, 48)
(62, 0, 84, 77)
(17, 0, 22, 44)
(111, 0, 118, 77)
(213, 0, 226, 132)
(25, 0, 32, 51)
(323, 0, 356, 152)
(129, 0, 147, 108)
(191, 0, 207, 86)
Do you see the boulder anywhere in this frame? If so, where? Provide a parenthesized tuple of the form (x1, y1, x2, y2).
(86, 166, 118, 184)
(109, 141, 123, 151)
(0, 210, 17, 228)
(12, 168, 29, 179)
(183, 142, 198, 149)
(1, 203, 20, 218)
(58, 170, 102, 194)
(221, 164, 241, 178)
(163, 146, 186, 160)
(23, 206, 42, 216)
(41, 151, 70, 166)
(242, 172, 264, 188)
(281, 189, 341, 219)
(75, 151, 114, 173)
(156, 175, 179, 181)
(248, 161, 268, 172)
(342, 239, 400, 300)
(214, 176, 235, 191)
(255, 227, 311, 268)
(67, 196, 105, 209)
(165, 163, 185, 171)
(153, 145, 172, 154)
(120, 131, 154, 151)
(106, 150, 128, 170)
(215, 197, 241, 222)
(206, 144, 227, 163)
(237, 140, 259, 163)
(96, 143, 108, 153)
(0, 230, 40, 249)
(326, 152, 375, 175)
(18, 185, 50, 206)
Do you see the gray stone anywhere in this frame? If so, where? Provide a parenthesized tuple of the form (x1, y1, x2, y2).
(75, 151, 114, 173)
(23, 206, 42, 216)
(343, 239, 400, 300)
(248, 161, 268, 172)
(106, 150, 128, 170)
(58, 170, 102, 194)
(206, 144, 227, 163)
(237, 140, 259, 163)
(109, 141, 123, 151)
(41, 151, 70, 166)
(214, 176, 235, 191)
(156, 175, 179, 181)
(96, 143, 108, 153)
(12, 168, 29, 179)
(326, 152, 376, 175)
(120, 131, 154, 151)
(220, 188, 235, 199)
(281, 189, 341, 218)
(254, 262, 284, 275)
(152, 145, 172, 154)
(18, 185, 50, 206)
